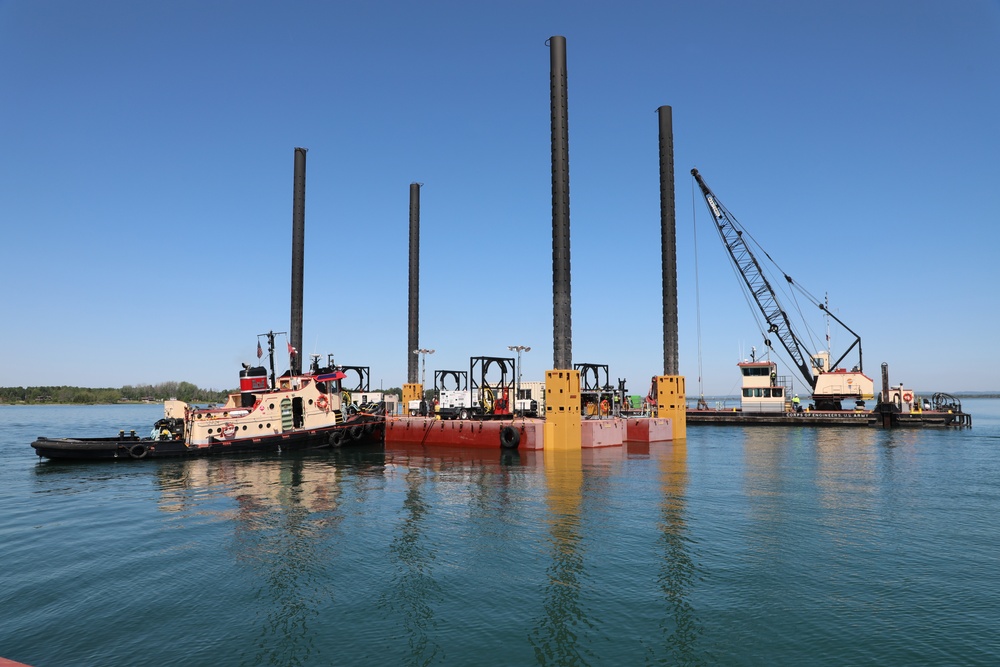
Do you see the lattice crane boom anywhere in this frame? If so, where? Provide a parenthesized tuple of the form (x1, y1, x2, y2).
(691, 168, 817, 391)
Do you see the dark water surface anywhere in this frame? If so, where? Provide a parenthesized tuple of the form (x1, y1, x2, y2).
(2, 402, 999, 666)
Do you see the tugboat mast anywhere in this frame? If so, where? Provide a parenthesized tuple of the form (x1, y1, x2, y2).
(259, 330, 287, 389)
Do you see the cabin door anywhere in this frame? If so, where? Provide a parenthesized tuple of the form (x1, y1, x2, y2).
(280, 398, 293, 431)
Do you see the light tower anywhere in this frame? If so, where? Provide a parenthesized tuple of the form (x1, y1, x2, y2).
(508, 345, 531, 411)
(413, 348, 435, 415)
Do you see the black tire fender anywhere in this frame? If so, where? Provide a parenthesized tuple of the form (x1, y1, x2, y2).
(499, 425, 520, 449)
(128, 444, 148, 459)
(329, 430, 346, 448)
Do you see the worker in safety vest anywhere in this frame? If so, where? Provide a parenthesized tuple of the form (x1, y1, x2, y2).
(792, 394, 801, 412)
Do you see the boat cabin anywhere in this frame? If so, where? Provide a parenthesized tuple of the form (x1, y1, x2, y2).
(739, 361, 787, 413)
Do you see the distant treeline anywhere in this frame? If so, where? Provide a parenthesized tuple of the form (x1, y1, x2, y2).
(0, 383, 235, 405)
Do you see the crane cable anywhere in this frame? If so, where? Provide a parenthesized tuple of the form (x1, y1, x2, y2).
(691, 178, 706, 408)
(733, 217, 827, 357)
(712, 195, 828, 362)
(708, 193, 774, 353)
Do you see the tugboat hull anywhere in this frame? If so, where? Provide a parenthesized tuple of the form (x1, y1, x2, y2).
(31, 436, 189, 460)
(31, 416, 384, 462)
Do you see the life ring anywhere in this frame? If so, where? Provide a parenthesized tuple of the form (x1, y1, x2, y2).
(600, 399, 610, 415)
(500, 425, 520, 449)
(902, 392, 913, 403)
(316, 395, 329, 410)
(128, 444, 148, 459)
(329, 430, 346, 447)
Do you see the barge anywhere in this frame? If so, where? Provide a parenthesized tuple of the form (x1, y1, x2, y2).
(687, 359, 971, 428)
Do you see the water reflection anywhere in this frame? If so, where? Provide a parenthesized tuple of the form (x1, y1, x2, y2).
(142, 441, 708, 665)
(531, 448, 593, 665)
(377, 464, 443, 666)
(153, 453, 371, 667)
(651, 440, 705, 666)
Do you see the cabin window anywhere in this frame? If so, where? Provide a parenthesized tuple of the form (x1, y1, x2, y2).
(743, 388, 752, 397)
(773, 388, 783, 397)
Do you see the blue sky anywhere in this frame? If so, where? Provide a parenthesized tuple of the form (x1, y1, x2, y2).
(2, 0, 998, 395)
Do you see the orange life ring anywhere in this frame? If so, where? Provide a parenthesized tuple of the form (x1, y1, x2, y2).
(316, 395, 329, 410)
(600, 399, 610, 415)
(902, 392, 913, 403)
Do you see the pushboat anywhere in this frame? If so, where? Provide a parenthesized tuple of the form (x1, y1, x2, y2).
(31, 336, 385, 461)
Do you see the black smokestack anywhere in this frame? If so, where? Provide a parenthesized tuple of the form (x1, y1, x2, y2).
(658, 106, 678, 375)
(407, 182, 421, 384)
(550, 35, 572, 370)
(290, 147, 306, 375)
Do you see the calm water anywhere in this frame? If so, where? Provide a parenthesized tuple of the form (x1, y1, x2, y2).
(2, 402, 999, 666)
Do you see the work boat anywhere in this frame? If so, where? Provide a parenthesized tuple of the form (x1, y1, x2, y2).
(31, 347, 385, 461)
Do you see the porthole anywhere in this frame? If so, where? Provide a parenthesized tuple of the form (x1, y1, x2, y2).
(242, 425, 247, 430)
(258, 424, 264, 429)
(269, 404, 275, 410)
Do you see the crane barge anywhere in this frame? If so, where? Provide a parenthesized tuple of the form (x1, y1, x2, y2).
(687, 168, 970, 428)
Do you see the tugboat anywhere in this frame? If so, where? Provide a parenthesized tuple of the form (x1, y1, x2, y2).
(31, 332, 385, 461)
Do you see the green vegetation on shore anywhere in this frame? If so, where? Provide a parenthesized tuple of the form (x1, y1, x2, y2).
(0, 383, 234, 405)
